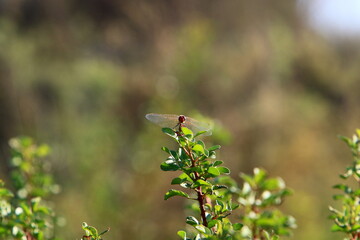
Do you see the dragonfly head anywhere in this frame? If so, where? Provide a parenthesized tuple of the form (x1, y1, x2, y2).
(178, 115, 186, 124)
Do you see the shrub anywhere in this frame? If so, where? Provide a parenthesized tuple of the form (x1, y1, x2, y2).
(154, 121, 296, 239)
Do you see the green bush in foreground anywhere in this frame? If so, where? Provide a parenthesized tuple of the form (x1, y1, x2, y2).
(157, 125, 296, 239)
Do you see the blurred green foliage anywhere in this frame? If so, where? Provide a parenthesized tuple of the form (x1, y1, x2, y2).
(0, 1, 359, 239)
(0, 137, 58, 240)
(235, 168, 296, 238)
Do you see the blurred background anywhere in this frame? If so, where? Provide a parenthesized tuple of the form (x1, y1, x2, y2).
(0, 0, 360, 239)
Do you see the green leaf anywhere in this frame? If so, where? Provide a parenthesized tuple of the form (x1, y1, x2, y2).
(162, 128, 177, 138)
(331, 224, 346, 232)
(333, 183, 353, 194)
(208, 167, 220, 177)
(196, 140, 205, 147)
(213, 185, 228, 190)
(186, 216, 199, 226)
(356, 129, 360, 137)
(195, 225, 206, 233)
(170, 150, 179, 159)
(189, 166, 202, 173)
(214, 204, 222, 213)
(333, 184, 348, 191)
(194, 131, 207, 138)
(99, 228, 110, 236)
(332, 194, 345, 200)
(263, 230, 271, 240)
(354, 189, 360, 196)
(257, 218, 277, 227)
(177, 230, 186, 239)
(34, 205, 51, 214)
(161, 146, 171, 154)
(352, 224, 360, 231)
(192, 144, 205, 155)
(262, 178, 284, 190)
(36, 144, 50, 157)
(231, 202, 240, 210)
(171, 178, 183, 185)
(340, 170, 352, 179)
(84, 225, 98, 237)
(339, 135, 357, 149)
(254, 168, 267, 184)
(82, 222, 88, 229)
(208, 145, 221, 151)
(31, 197, 41, 211)
(181, 127, 193, 138)
(172, 173, 193, 185)
(279, 188, 293, 197)
(271, 235, 280, 240)
(204, 149, 210, 157)
(233, 223, 243, 230)
(164, 189, 190, 200)
(160, 161, 180, 171)
(208, 219, 218, 228)
(82, 222, 99, 237)
(194, 179, 211, 187)
(19, 202, 31, 215)
(180, 182, 192, 189)
(179, 173, 193, 182)
(0, 188, 14, 198)
(213, 160, 223, 166)
(217, 166, 230, 174)
(240, 173, 256, 186)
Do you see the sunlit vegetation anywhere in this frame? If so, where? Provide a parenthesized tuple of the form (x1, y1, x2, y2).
(0, 1, 360, 239)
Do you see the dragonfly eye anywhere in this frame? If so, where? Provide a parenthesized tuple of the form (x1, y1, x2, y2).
(178, 115, 186, 123)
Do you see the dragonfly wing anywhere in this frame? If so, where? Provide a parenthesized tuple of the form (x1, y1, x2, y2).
(185, 117, 212, 136)
(146, 113, 212, 136)
(145, 113, 179, 128)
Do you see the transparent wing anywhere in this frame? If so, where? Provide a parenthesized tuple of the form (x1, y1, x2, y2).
(145, 113, 179, 128)
(185, 117, 212, 136)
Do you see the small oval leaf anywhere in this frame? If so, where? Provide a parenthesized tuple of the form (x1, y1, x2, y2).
(164, 189, 190, 200)
(208, 167, 220, 176)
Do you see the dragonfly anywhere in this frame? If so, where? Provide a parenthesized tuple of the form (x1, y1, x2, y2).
(145, 113, 212, 136)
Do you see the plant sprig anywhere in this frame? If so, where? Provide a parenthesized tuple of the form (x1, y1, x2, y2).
(81, 222, 110, 240)
(159, 125, 296, 240)
(160, 126, 235, 239)
(330, 129, 360, 240)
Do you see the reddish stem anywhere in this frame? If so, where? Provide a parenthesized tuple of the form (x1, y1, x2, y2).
(351, 232, 360, 240)
(183, 145, 208, 227)
(25, 231, 35, 240)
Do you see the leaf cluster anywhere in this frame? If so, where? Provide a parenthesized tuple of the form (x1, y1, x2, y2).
(81, 222, 109, 240)
(0, 137, 58, 240)
(236, 168, 296, 239)
(330, 130, 360, 239)
(161, 127, 235, 239)
(159, 127, 296, 240)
